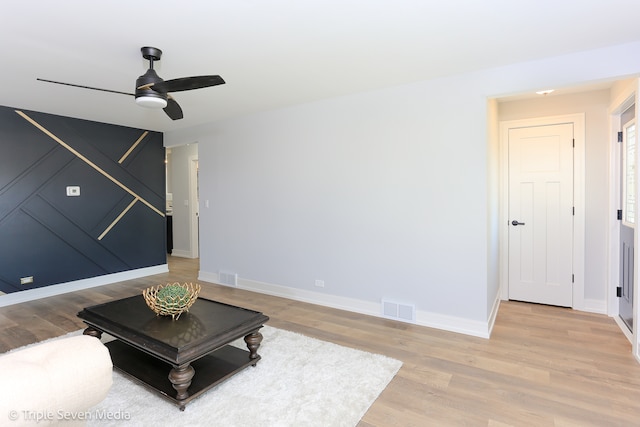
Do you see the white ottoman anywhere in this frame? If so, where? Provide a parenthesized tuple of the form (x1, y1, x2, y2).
(0, 334, 113, 426)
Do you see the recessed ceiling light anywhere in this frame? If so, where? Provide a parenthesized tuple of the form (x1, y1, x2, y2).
(536, 89, 555, 96)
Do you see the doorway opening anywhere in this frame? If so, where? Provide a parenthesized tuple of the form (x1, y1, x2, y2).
(166, 143, 199, 259)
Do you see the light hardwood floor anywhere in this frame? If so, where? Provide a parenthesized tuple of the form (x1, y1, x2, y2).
(1, 256, 640, 426)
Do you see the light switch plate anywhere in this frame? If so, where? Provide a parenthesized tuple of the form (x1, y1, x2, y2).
(66, 186, 80, 196)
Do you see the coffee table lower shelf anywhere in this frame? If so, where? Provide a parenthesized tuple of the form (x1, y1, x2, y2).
(105, 340, 259, 410)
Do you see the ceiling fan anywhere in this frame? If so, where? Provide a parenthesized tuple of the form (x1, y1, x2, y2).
(37, 46, 225, 120)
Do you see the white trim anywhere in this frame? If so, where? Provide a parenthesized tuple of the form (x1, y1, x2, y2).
(198, 270, 220, 284)
(614, 315, 633, 344)
(607, 83, 638, 360)
(486, 294, 501, 336)
(607, 91, 634, 317)
(188, 154, 199, 259)
(0, 264, 168, 307)
(634, 87, 640, 363)
(198, 270, 492, 338)
(582, 298, 607, 314)
(170, 249, 194, 259)
(499, 113, 586, 310)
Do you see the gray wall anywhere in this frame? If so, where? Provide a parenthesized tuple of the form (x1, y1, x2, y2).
(166, 40, 640, 336)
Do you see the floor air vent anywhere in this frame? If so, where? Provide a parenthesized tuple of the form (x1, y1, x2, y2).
(219, 271, 238, 287)
(382, 299, 415, 323)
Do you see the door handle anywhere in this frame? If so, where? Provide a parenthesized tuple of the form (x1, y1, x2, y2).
(511, 220, 525, 226)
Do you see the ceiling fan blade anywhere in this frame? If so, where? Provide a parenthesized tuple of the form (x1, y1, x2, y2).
(151, 75, 225, 93)
(37, 78, 134, 96)
(163, 96, 183, 120)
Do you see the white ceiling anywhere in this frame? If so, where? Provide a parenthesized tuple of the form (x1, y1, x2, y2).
(2, 0, 640, 132)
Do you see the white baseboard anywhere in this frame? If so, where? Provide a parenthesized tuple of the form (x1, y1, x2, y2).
(581, 298, 607, 314)
(415, 307, 492, 339)
(613, 315, 633, 344)
(0, 264, 169, 307)
(198, 270, 492, 338)
(170, 249, 193, 258)
(198, 270, 221, 284)
(487, 294, 501, 337)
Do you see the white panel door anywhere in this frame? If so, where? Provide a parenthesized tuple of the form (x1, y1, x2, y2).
(508, 123, 574, 307)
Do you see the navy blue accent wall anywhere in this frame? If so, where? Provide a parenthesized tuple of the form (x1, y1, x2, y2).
(0, 105, 165, 294)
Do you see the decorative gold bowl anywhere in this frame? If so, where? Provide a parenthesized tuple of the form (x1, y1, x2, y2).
(142, 282, 201, 320)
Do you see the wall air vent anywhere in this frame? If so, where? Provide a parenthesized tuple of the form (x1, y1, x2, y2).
(381, 299, 416, 323)
(219, 271, 238, 287)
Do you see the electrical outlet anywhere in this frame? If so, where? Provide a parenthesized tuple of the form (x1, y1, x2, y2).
(315, 279, 325, 288)
(20, 276, 34, 285)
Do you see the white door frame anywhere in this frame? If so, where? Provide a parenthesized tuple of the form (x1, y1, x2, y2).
(608, 85, 638, 351)
(188, 154, 199, 259)
(499, 113, 585, 309)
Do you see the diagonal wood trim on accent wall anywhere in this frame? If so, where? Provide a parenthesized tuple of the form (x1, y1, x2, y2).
(15, 110, 164, 218)
(97, 196, 139, 240)
(118, 131, 149, 164)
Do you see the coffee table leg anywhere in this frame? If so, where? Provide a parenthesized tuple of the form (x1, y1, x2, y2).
(168, 363, 195, 408)
(82, 326, 102, 339)
(244, 331, 263, 365)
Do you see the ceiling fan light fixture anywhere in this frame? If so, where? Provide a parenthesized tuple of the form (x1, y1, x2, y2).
(38, 46, 224, 120)
(135, 95, 167, 108)
(135, 67, 167, 108)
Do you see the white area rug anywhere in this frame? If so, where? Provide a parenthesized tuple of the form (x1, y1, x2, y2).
(82, 326, 401, 426)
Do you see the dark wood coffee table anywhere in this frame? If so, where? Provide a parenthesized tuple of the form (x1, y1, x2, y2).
(78, 295, 269, 410)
